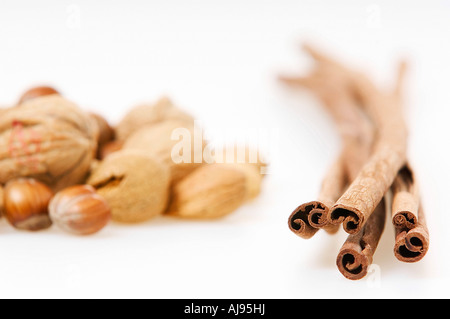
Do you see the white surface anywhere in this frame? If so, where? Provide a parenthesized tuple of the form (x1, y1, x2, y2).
(1, 0, 449, 298)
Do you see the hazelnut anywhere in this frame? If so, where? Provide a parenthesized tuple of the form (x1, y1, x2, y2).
(49, 185, 111, 235)
(3, 178, 53, 231)
(98, 140, 123, 160)
(89, 113, 115, 146)
(0, 185, 4, 217)
(18, 86, 60, 105)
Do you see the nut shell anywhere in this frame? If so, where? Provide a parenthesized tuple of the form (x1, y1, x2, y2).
(87, 150, 170, 223)
(0, 185, 4, 217)
(0, 95, 98, 191)
(18, 86, 60, 105)
(49, 185, 111, 235)
(90, 112, 116, 160)
(167, 164, 247, 219)
(3, 178, 53, 231)
(115, 96, 194, 141)
(90, 113, 115, 146)
(98, 140, 123, 160)
(223, 163, 263, 200)
(123, 120, 206, 183)
(213, 146, 266, 200)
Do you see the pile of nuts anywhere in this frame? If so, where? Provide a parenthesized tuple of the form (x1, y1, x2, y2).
(0, 86, 265, 235)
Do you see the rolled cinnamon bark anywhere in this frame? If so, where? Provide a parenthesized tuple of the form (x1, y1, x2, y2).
(280, 63, 374, 182)
(288, 155, 346, 239)
(329, 86, 407, 234)
(391, 165, 429, 262)
(283, 43, 428, 280)
(290, 46, 389, 279)
(282, 51, 374, 238)
(336, 199, 386, 280)
(301, 45, 409, 235)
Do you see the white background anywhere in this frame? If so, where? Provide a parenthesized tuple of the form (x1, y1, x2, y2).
(1, 0, 449, 298)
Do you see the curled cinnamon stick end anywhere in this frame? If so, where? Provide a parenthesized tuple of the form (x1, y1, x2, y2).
(392, 210, 417, 229)
(391, 165, 429, 262)
(336, 243, 372, 281)
(298, 45, 408, 236)
(288, 201, 339, 239)
(329, 204, 364, 234)
(287, 154, 345, 238)
(336, 200, 386, 280)
(393, 204, 429, 263)
(394, 223, 429, 263)
(288, 201, 324, 239)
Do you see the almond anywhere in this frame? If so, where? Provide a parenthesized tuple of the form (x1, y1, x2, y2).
(167, 164, 246, 219)
(87, 150, 170, 223)
(115, 96, 194, 141)
(222, 163, 263, 200)
(213, 145, 267, 200)
(123, 120, 206, 183)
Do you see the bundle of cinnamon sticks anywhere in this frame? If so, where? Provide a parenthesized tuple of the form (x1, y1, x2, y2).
(281, 44, 429, 280)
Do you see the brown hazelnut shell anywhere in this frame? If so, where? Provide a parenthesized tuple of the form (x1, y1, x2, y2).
(3, 178, 53, 231)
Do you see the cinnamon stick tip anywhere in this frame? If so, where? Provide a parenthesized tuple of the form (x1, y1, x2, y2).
(392, 211, 417, 229)
(288, 201, 327, 239)
(336, 246, 370, 280)
(329, 204, 364, 235)
(394, 227, 429, 263)
(308, 206, 329, 229)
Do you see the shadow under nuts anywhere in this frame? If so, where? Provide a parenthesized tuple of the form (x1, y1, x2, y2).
(49, 185, 111, 235)
(87, 150, 170, 223)
(3, 178, 53, 231)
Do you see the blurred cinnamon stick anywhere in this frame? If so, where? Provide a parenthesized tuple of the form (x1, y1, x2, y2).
(282, 47, 374, 238)
(283, 45, 390, 279)
(299, 45, 409, 235)
(282, 43, 428, 280)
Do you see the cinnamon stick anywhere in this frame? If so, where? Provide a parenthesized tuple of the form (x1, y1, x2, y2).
(391, 164, 429, 262)
(299, 45, 409, 235)
(288, 155, 346, 238)
(336, 199, 386, 280)
(282, 49, 374, 238)
(286, 46, 389, 279)
(282, 43, 428, 279)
